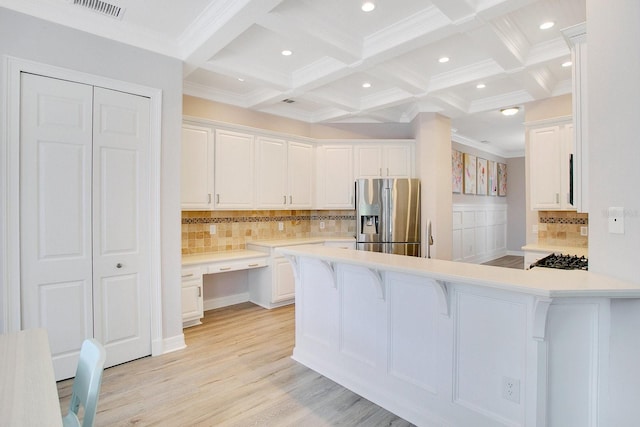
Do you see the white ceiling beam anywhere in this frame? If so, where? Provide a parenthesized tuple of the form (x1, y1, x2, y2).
(466, 20, 527, 71)
(182, 0, 284, 76)
(428, 59, 505, 92)
(255, 12, 361, 64)
(468, 89, 533, 114)
(367, 63, 430, 95)
(197, 60, 290, 91)
(428, 0, 477, 23)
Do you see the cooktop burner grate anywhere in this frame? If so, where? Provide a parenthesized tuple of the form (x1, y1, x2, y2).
(530, 253, 588, 271)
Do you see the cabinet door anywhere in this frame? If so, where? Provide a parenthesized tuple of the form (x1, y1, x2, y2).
(384, 144, 413, 177)
(354, 145, 383, 178)
(256, 136, 287, 208)
(316, 145, 354, 209)
(181, 278, 203, 325)
(529, 126, 562, 209)
(214, 129, 254, 209)
(272, 257, 295, 303)
(181, 124, 214, 210)
(287, 141, 314, 208)
(562, 124, 575, 210)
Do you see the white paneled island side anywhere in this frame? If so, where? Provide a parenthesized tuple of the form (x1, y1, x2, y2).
(277, 245, 640, 427)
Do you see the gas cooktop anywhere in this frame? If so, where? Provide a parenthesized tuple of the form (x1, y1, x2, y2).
(530, 253, 588, 271)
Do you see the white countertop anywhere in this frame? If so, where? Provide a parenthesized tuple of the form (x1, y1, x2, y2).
(182, 250, 268, 266)
(277, 245, 640, 298)
(182, 237, 355, 265)
(246, 236, 355, 248)
(522, 244, 588, 258)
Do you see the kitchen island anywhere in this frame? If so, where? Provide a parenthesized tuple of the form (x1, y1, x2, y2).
(278, 245, 640, 427)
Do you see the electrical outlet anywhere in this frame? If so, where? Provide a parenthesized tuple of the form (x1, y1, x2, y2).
(278, 222, 284, 231)
(580, 226, 588, 236)
(209, 224, 216, 235)
(502, 377, 520, 403)
(320, 221, 325, 229)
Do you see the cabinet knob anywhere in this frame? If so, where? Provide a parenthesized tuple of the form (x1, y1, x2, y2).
(116, 263, 123, 268)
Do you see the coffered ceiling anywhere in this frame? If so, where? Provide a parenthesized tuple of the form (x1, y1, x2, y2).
(0, 0, 586, 156)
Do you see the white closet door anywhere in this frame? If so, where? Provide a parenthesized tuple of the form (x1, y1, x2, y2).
(20, 73, 94, 379)
(20, 73, 152, 380)
(92, 87, 151, 368)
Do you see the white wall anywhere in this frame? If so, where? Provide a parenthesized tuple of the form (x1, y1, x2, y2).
(587, 0, 640, 283)
(587, 1, 640, 425)
(0, 8, 184, 343)
(506, 157, 526, 252)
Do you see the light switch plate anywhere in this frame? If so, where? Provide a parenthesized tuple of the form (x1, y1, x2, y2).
(608, 207, 624, 234)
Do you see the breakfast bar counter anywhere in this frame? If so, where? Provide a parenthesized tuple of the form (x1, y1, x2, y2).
(278, 245, 640, 427)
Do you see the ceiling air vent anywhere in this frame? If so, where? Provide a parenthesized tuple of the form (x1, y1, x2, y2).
(281, 99, 295, 104)
(69, 0, 125, 19)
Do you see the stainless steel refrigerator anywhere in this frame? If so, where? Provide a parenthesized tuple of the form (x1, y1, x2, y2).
(355, 178, 421, 257)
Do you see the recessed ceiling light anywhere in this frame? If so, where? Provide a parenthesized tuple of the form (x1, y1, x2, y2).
(281, 50, 292, 56)
(238, 78, 245, 82)
(362, 82, 372, 88)
(539, 21, 555, 30)
(476, 83, 486, 89)
(361, 1, 375, 12)
(562, 61, 573, 67)
(500, 107, 519, 116)
(438, 56, 450, 63)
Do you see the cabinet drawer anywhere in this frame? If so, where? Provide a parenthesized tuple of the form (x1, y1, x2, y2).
(206, 257, 268, 274)
(181, 266, 202, 281)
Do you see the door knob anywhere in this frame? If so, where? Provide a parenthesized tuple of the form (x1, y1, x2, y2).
(116, 263, 123, 268)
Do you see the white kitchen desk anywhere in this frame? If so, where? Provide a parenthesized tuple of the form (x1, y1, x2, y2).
(0, 328, 62, 426)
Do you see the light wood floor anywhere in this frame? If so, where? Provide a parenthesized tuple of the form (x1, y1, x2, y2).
(58, 303, 414, 426)
(482, 255, 524, 269)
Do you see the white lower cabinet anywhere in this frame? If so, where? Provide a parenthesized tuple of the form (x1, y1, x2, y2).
(181, 266, 204, 327)
(247, 242, 329, 308)
(247, 249, 300, 309)
(272, 257, 296, 302)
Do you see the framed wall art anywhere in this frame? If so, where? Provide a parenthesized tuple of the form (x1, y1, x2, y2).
(463, 153, 476, 195)
(498, 162, 507, 196)
(476, 158, 488, 195)
(452, 149, 463, 193)
(488, 160, 498, 196)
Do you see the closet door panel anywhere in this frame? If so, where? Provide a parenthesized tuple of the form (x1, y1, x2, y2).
(92, 87, 151, 367)
(19, 73, 94, 380)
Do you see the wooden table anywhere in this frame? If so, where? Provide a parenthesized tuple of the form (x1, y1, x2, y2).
(0, 329, 62, 426)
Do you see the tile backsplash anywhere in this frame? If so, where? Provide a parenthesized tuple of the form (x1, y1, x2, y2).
(537, 211, 588, 247)
(182, 210, 356, 255)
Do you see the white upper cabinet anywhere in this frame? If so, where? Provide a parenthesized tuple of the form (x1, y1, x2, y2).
(529, 123, 575, 210)
(316, 144, 354, 209)
(181, 124, 214, 210)
(255, 136, 288, 208)
(214, 129, 255, 209)
(563, 23, 588, 213)
(354, 142, 414, 178)
(287, 141, 314, 208)
(255, 137, 314, 209)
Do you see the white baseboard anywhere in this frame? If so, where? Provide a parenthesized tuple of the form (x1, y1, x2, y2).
(203, 292, 250, 311)
(153, 334, 186, 355)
